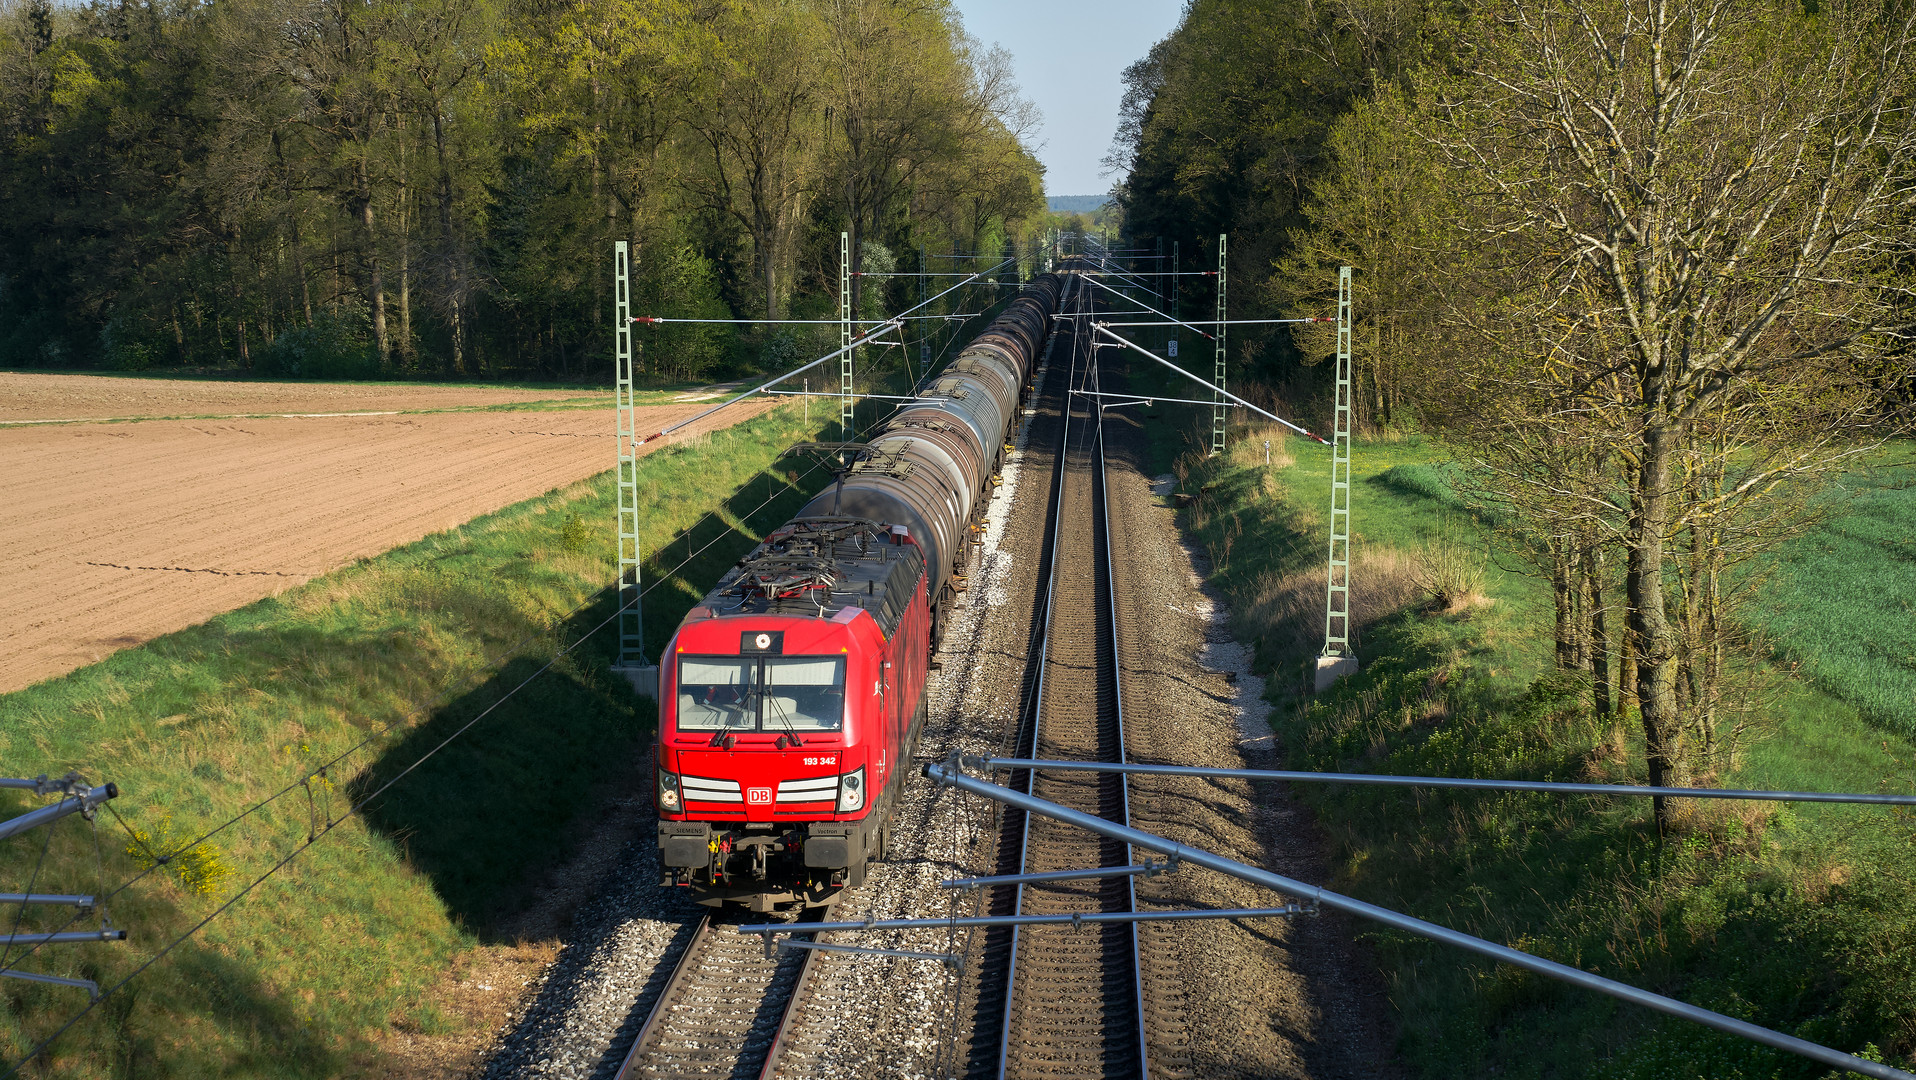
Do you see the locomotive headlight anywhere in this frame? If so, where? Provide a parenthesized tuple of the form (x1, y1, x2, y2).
(657, 770, 683, 814)
(836, 767, 866, 813)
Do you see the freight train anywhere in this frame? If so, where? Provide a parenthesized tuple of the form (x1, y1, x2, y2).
(653, 268, 1071, 910)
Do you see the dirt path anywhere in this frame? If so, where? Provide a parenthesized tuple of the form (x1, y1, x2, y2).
(0, 379, 774, 693)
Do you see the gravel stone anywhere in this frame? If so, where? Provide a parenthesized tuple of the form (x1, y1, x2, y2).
(470, 308, 1401, 1079)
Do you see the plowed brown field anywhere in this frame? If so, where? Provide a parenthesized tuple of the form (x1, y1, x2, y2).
(0, 375, 770, 693)
(0, 371, 612, 423)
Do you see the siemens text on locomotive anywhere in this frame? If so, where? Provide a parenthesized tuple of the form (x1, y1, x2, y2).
(653, 268, 1071, 910)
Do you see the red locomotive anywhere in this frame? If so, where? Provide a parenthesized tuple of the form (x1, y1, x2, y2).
(654, 270, 1070, 910)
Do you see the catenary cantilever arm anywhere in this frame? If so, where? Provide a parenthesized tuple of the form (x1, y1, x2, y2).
(1091, 326, 1329, 443)
(0, 784, 117, 843)
(634, 255, 1019, 445)
(978, 758, 1916, 805)
(924, 759, 1916, 1080)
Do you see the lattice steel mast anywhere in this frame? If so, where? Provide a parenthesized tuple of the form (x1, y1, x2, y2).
(613, 241, 646, 673)
(1211, 234, 1228, 456)
(1322, 266, 1354, 667)
(840, 231, 854, 443)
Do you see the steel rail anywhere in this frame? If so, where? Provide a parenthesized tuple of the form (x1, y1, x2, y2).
(926, 762, 1916, 1080)
(974, 759, 1916, 806)
(992, 271, 1082, 1079)
(612, 914, 714, 1080)
(930, 271, 1076, 1069)
(613, 910, 827, 1080)
(756, 935, 824, 1080)
(986, 273, 1151, 1079)
(1094, 373, 1152, 1080)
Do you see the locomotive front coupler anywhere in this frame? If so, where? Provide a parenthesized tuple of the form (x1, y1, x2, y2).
(732, 834, 785, 880)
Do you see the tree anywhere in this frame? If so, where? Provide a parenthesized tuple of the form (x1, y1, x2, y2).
(677, 0, 823, 323)
(1420, 0, 1916, 828)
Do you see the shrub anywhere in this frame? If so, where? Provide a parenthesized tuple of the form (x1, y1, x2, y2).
(124, 815, 234, 897)
(558, 512, 593, 553)
(257, 308, 380, 379)
(1413, 523, 1489, 613)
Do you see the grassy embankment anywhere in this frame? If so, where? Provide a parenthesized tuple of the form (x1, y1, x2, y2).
(0, 402, 837, 1077)
(1126, 359, 1916, 1077)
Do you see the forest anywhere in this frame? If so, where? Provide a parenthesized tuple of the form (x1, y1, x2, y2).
(1114, 2, 1916, 1070)
(0, 0, 1045, 380)
(1113, 0, 1916, 820)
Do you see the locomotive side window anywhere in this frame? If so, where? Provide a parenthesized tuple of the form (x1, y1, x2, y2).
(677, 658, 758, 730)
(762, 657, 846, 731)
(674, 656, 845, 732)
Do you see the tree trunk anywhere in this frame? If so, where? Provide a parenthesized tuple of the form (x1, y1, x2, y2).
(398, 219, 412, 364)
(1551, 537, 1575, 669)
(228, 234, 251, 368)
(431, 110, 463, 375)
(290, 221, 313, 325)
(1572, 543, 1590, 671)
(1628, 423, 1683, 833)
(397, 115, 412, 364)
(762, 201, 780, 324)
(1619, 632, 1637, 715)
(358, 187, 389, 364)
(1587, 543, 1611, 718)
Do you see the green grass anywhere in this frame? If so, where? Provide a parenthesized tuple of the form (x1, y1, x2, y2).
(1744, 451, 1916, 735)
(1148, 400, 1916, 1078)
(0, 402, 837, 1077)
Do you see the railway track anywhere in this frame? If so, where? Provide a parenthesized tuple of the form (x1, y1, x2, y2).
(612, 910, 824, 1080)
(960, 276, 1157, 1079)
(611, 281, 1084, 1080)
(611, 269, 1170, 1080)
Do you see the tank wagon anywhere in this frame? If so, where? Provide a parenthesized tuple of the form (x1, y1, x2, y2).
(654, 269, 1069, 909)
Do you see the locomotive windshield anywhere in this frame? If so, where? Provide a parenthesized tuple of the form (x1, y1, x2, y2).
(676, 655, 846, 732)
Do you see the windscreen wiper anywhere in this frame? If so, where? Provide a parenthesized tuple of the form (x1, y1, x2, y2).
(763, 691, 806, 748)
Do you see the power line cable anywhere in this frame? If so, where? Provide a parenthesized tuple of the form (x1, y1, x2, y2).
(1, 272, 1046, 1075)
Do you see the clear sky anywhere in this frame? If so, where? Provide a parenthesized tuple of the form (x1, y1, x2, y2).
(950, 1, 1186, 198)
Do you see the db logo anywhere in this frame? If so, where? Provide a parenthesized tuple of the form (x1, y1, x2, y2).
(747, 788, 773, 805)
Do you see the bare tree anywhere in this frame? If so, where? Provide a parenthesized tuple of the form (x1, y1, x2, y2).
(1423, 0, 1916, 829)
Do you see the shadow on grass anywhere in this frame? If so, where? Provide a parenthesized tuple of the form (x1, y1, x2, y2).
(4, 926, 348, 1077)
(351, 456, 830, 937)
